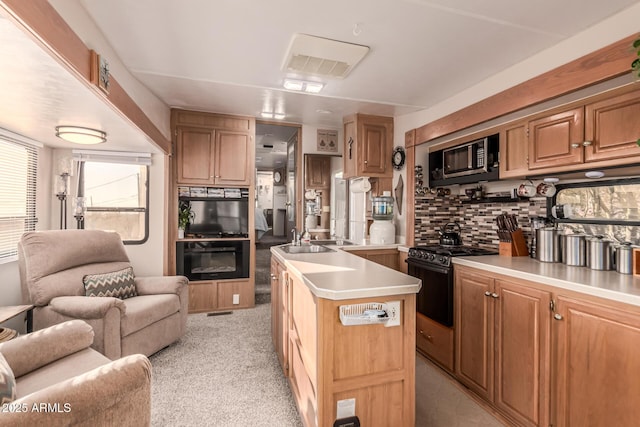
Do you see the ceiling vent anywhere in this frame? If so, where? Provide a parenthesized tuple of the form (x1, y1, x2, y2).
(282, 34, 369, 79)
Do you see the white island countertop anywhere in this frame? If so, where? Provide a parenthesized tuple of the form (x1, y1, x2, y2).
(271, 244, 421, 300)
(454, 255, 640, 307)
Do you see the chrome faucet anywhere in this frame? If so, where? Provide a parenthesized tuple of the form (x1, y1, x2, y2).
(291, 228, 300, 246)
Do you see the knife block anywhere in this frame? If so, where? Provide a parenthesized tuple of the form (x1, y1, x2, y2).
(499, 229, 529, 257)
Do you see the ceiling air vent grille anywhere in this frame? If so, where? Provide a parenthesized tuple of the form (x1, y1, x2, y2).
(282, 34, 369, 79)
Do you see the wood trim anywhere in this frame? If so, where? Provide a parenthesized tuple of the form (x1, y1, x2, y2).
(0, 0, 171, 154)
(405, 144, 415, 247)
(415, 34, 638, 144)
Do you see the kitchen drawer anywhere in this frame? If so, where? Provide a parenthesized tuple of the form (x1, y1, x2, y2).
(416, 313, 454, 372)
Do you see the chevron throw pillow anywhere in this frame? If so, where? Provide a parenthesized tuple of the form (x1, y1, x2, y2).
(0, 352, 16, 405)
(83, 267, 138, 299)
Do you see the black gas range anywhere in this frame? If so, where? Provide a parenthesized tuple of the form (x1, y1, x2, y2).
(406, 244, 497, 327)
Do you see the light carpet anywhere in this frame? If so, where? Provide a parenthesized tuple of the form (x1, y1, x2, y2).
(149, 303, 301, 426)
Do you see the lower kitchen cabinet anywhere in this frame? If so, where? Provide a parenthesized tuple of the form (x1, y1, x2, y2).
(270, 257, 288, 375)
(455, 266, 551, 427)
(553, 296, 640, 427)
(416, 312, 454, 372)
(187, 278, 254, 313)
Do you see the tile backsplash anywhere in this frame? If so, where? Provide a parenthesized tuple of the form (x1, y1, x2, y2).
(413, 194, 640, 249)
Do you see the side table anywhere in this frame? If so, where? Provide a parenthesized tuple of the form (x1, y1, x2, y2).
(0, 304, 34, 334)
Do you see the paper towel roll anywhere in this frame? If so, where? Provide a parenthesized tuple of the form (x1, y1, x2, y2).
(350, 177, 371, 193)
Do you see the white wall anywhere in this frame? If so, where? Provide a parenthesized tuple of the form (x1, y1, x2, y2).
(393, 6, 640, 242)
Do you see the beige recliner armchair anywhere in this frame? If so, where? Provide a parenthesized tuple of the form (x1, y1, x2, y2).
(18, 230, 188, 360)
(0, 320, 151, 426)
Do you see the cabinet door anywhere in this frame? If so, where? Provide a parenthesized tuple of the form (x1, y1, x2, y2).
(271, 258, 288, 375)
(455, 269, 494, 401)
(554, 296, 640, 427)
(176, 126, 215, 185)
(214, 130, 252, 185)
(305, 155, 331, 189)
(494, 280, 550, 427)
(360, 121, 389, 175)
(499, 122, 529, 178)
(188, 281, 217, 313)
(584, 88, 640, 163)
(217, 279, 253, 309)
(270, 259, 280, 351)
(343, 115, 358, 178)
(528, 108, 584, 170)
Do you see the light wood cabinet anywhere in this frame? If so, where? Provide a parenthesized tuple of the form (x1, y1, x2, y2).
(343, 114, 393, 178)
(176, 126, 252, 186)
(553, 296, 640, 427)
(528, 107, 585, 170)
(273, 257, 416, 427)
(499, 85, 640, 177)
(270, 257, 288, 376)
(455, 266, 551, 427)
(304, 155, 331, 189)
(416, 312, 454, 372)
(187, 278, 254, 313)
(499, 122, 529, 178)
(346, 248, 400, 271)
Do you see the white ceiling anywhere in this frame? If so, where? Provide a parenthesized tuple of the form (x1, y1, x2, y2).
(0, 1, 639, 158)
(76, 0, 640, 129)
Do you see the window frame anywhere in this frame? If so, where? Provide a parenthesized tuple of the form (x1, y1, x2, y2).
(78, 160, 150, 245)
(548, 177, 640, 227)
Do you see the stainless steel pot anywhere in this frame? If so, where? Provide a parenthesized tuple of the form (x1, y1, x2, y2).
(439, 222, 462, 246)
(586, 235, 613, 270)
(563, 234, 586, 266)
(615, 242, 635, 274)
(536, 228, 561, 263)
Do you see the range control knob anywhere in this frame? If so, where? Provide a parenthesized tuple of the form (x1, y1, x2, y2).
(428, 253, 435, 261)
(439, 256, 446, 263)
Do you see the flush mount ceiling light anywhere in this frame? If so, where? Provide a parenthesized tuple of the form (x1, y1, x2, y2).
(283, 79, 324, 93)
(55, 126, 106, 145)
(261, 112, 286, 120)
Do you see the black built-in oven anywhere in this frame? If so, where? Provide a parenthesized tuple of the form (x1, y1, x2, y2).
(176, 240, 249, 281)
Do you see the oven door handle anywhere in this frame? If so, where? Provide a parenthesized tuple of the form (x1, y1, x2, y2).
(406, 259, 451, 275)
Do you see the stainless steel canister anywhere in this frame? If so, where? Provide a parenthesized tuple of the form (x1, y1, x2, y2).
(615, 242, 635, 274)
(563, 234, 586, 266)
(586, 235, 613, 270)
(536, 228, 561, 263)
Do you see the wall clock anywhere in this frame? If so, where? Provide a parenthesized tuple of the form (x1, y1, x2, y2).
(273, 168, 285, 185)
(392, 146, 405, 170)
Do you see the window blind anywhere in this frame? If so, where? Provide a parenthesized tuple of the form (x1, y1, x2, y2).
(0, 136, 38, 261)
(72, 149, 152, 166)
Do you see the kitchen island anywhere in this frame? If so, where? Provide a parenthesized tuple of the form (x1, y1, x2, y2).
(270, 244, 421, 427)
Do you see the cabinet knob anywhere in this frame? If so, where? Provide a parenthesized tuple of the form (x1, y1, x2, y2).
(570, 143, 580, 149)
(554, 313, 563, 321)
(582, 141, 593, 147)
(364, 160, 368, 164)
(491, 293, 499, 299)
(270, 274, 277, 280)
(215, 175, 221, 178)
(484, 291, 492, 297)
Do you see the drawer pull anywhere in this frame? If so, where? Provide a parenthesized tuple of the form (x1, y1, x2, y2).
(418, 330, 433, 340)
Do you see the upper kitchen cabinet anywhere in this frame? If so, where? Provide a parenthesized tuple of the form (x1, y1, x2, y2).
(501, 85, 640, 177)
(528, 107, 585, 170)
(173, 110, 255, 186)
(343, 114, 393, 178)
(304, 154, 331, 189)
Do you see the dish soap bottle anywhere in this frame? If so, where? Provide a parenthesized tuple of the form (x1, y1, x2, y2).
(301, 228, 311, 245)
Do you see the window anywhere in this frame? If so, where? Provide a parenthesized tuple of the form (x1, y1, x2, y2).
(0, 135, 38, 262)
(76, 151, 150, 244)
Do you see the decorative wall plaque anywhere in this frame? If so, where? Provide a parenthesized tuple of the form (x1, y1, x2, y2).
(317, 129, 338, 152)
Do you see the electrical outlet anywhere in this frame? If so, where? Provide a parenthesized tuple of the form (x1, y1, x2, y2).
(384, 301, 401, 327)
(232, 294, 240, 305)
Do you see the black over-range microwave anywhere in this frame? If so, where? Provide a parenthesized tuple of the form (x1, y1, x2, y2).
(429, 133, 499, 185)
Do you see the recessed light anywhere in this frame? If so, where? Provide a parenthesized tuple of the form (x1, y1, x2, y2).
(304, 82, 324, 93)
(261, 112, 274, 119)
(283, 78, 324, 93)
(585, 171, 605, 179)
(283, 79, 304, 91)
(316, 109, 333, 114)
(273, 113, 286, 120)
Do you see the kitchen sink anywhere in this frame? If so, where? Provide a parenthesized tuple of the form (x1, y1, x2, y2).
(310, 239, 354, 246)
(280, 244, 336, 254)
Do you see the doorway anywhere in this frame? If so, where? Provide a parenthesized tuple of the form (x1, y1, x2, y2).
(254, 121, 301, 303)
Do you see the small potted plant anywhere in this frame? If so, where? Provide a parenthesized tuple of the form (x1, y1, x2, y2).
(178, 201, 194, 239)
